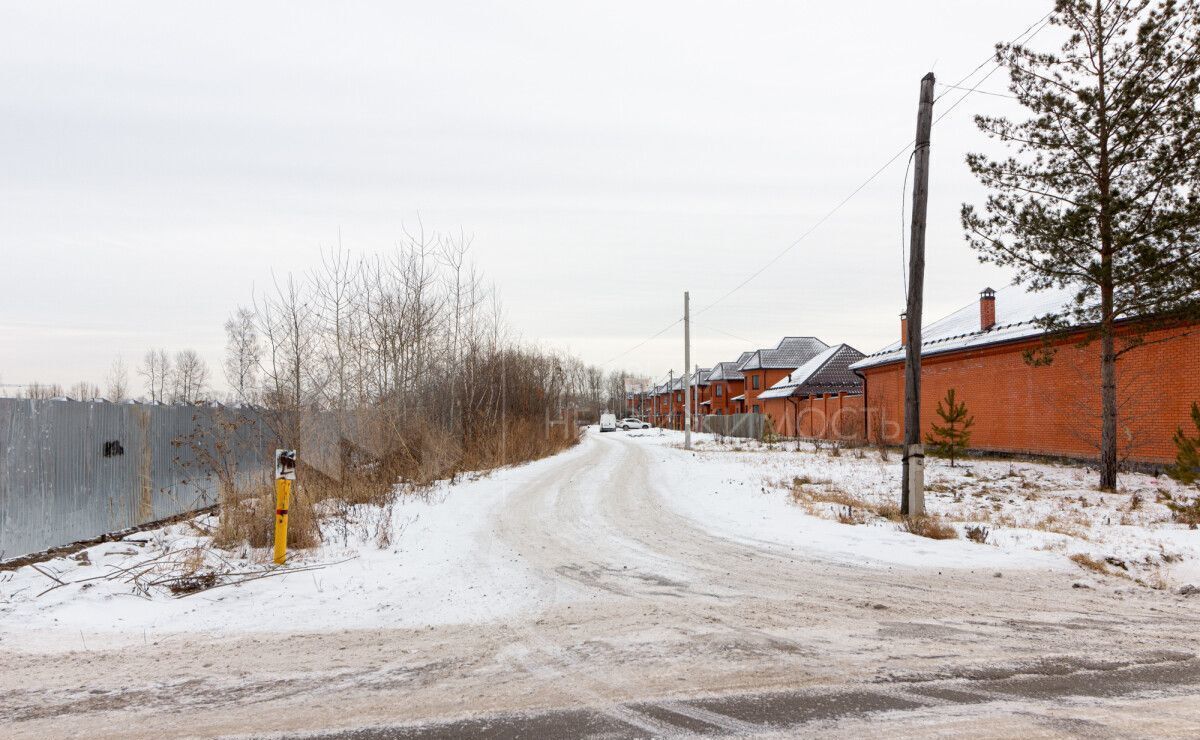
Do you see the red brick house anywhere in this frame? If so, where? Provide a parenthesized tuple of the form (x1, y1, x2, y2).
(757, 344, 866, 438)
(689, 367, 711, 429)
(849, 284, 1200, 465)
(704, 353, 752, 415)
(736, 337, 829, 415)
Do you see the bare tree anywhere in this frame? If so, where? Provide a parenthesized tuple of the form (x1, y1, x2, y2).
(22, 382, 65, 399)
(173, 349, 211, 403)
(139, 348, 172, 403)
(223, 307, 260, 403)
(68, 381, 102, 400)
(106, 355, 130, 401)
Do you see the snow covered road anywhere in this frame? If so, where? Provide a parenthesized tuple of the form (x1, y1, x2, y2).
(3, 430, 1200, 738)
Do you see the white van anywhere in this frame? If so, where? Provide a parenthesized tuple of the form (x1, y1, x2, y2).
(599, 413, 617, 432)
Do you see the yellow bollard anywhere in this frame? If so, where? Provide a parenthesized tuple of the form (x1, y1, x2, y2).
(273, 449, 296, 565)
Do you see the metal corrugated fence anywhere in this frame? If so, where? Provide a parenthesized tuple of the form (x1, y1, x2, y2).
(701, 413, 766, 440)
(0, 399, 279, 560)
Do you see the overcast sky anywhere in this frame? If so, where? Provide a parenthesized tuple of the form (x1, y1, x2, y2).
(0, 0, 1052, 392)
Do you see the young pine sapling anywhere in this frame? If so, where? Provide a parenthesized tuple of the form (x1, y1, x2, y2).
(925, 388, 974, 467)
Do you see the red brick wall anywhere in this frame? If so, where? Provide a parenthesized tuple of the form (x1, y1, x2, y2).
(862, 324, 1200, 464)
(763, 394, 865, 440)
(745, 369, 791, 413)
(706, 379, 745, 416)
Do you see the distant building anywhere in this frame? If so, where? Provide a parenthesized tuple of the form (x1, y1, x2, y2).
(758, 343, 866, 439)
(735, 337, 829, 415)
(704, 353, 752, 416)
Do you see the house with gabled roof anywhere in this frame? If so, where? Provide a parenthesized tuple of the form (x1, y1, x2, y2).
(849, 283, 1200, 465)
(736, 337, 829, 415)
(689, 367, 712, 428)
(757, 343, 865, 438)
(704, 352, 753, 415)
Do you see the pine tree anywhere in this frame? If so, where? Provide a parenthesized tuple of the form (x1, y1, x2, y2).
(1167, 402, 1200, 487)
(962, 1, 1200, 491)
(925, 389, 975, 467)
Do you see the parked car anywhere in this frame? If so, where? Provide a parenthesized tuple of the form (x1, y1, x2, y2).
(619, 417, 650, 430)
(599, 413, 617, 432)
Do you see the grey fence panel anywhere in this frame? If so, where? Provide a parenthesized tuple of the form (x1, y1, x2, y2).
(0, 399, 280, 561)
(701, 413, 765, 440)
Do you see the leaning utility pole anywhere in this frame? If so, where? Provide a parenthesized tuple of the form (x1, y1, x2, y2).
(901, 72, 935, 517)
(683, 291, 692, 450)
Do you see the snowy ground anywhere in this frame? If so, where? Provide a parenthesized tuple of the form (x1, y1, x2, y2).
(2, 428, 1198, 648)
(2, 428, 1199, 738)
(674, 431, 1200, 589)
(0, 441, 597, 648)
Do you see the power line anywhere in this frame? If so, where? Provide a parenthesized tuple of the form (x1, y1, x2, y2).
(900, 149, 916, 303)
(932, 10, 1052, 104)
(691, 11, 1053, 319)
(698, 323, 758, 346)
(600, 317, 682, 366)
(936, 82, 1018, 99)
(604, 10, 1055, 369)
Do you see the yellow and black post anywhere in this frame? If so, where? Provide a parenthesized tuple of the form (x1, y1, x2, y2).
(273, 449, 296, 565)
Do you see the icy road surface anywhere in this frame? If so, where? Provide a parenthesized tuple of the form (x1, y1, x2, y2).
(3, 430, 1200, 738)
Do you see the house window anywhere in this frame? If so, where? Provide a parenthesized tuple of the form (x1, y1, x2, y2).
(715, 384, 723, 397)
(752, 404, 760, 414)
(752, 375, 760, 389)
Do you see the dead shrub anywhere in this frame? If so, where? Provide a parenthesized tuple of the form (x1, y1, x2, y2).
(898, 515, 958, 540)
(1069, 553, 1110, 575)
(875, 502, 903, 522)
(1166, 494, 1200, 528)
(964, 524, 990, 544)
(213, 480, 321, 552)
(835, 505, 864, 525)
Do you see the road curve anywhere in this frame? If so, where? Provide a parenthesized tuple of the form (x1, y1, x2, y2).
(3, 431, 1199, 738)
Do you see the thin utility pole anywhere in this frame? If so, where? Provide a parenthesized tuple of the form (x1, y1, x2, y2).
(668, 369, 674, 430)
(683, 291, 692, 450)
(902, 72, 935, 517)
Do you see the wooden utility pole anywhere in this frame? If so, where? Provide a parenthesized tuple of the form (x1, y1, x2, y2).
(683, 291, 692, 450)
(902, 72, 935, 516)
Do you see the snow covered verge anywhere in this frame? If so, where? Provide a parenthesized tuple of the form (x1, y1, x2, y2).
(0, 441, 595, 651)
(3, 426, 1196, 653)
(640, 429, 1200, 590)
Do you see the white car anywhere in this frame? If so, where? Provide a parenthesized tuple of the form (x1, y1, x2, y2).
(599, 413, 617, 432)
(619, 417, 650, 430)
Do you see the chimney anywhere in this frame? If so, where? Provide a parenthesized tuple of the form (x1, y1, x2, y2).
(900, 312, 908, 346)
(980, 287, 996, 330)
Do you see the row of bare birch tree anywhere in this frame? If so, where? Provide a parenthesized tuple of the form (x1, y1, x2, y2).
(222, 229, 633, 480)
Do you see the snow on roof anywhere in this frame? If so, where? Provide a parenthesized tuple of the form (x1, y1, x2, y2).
(706, 360, 745, 382)
(737, 337, 829, 371)
(690, 368, 712, 386)
(757, 344, 866, 399)
(849, 283, 1078, 371)
(730, 393, 745, 402)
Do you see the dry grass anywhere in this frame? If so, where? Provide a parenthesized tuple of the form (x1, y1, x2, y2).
(212, 417, 579, 554)
(1163, 492, 1200, 527)
(898, 515, 958, 540)
(1069, 552, 1111, 575)
(964, 524, 990, 544)
(789, 478, 903, 524)
(213, 479, 323, 552)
